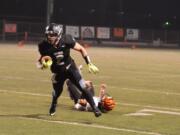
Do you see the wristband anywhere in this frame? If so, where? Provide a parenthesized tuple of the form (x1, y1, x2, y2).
(84, 56, 91, 64)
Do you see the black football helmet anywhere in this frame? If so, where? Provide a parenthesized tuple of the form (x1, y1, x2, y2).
(45, 23, 63, 45)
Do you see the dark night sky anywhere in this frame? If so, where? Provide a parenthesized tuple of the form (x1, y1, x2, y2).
(0, 0, 180, 29)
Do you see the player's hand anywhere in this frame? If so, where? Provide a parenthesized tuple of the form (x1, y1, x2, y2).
(41, 56, 52, 69)
(36, 61, 43, 69)
(41, 60, 52, 69)
(87, 63, 99, 73)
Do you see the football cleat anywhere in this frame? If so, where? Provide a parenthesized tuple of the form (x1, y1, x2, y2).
(49, 103, 57, 116)
(93, 107, 102, 117)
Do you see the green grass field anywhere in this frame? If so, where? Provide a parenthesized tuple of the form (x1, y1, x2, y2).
(0, 43, 180, 135)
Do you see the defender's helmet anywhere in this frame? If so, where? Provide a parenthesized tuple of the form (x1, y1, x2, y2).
(45, 23, 63, 44)
(101, 96, 116, 111)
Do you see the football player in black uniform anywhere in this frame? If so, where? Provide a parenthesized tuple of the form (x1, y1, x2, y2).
(37, 23, 101, 117)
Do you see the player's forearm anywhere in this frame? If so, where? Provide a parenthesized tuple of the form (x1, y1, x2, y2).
(79, 45, 88, 57)
(80, 47, 91, 64)
(74, 42, 91, 64)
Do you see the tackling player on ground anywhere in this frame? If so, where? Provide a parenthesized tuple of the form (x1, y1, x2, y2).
(37, 23, 101, 117)
(66, 66, 115, 113)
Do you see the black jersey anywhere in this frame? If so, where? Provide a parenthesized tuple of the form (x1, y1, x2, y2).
(38, 34, 76, 73)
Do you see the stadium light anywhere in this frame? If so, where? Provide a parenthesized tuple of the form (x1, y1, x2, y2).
(163, 21, 171, 28)
(165, 21, 170, 26)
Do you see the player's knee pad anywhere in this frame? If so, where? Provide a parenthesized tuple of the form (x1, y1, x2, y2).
(51, 73, 57, 84)
(79, 78, 86, 90)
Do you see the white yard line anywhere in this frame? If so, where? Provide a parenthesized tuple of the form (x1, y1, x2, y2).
(18, 117, 163, 135)
(125, 108, 180, 117)
(140, 109, 180, 116)
(125, 112, 153, 116)
(1, 75, 180, 96)
(122, 87, 180, 96)
(0, 76, 50, 82)
(120, 102, 180, 112)
(1, 89, 180, 112)
(1, 89, 180, 113)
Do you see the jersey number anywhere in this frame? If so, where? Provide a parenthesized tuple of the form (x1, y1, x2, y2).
(54, 51, 64, 65)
